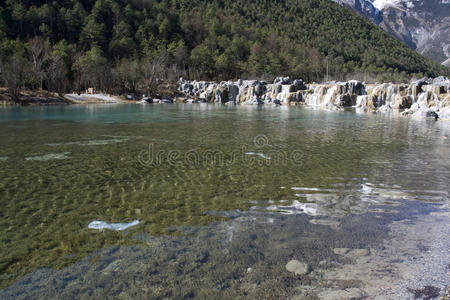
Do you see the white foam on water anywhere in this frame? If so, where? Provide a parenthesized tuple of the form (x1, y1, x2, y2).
(291, 187, 337, 192)
(88, 220, 140, 231)
(0, 157, 8, 161)
(101, 135, 143, 139)
(360, 183, 409, 201)
(47, 138, 131, 147)
(264, 200, 318, 216)
(26, 152, 71, 161)
(245, 152, 271, 159)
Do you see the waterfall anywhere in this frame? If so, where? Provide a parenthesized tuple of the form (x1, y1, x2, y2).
(177, 77, 450, 118)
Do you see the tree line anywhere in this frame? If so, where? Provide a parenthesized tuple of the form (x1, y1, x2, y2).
(0, 0, 448, 101)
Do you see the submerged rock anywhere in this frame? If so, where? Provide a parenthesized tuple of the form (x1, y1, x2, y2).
(426, 110, 439, 119)
(333, 248, 350, 255)
(333, 248, 370, 257)
(348, 249, 370, 257)
(318, 288, 364, 300)
(286, 260, 310, 275)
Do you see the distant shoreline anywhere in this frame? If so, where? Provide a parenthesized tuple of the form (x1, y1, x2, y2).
(1, 77, 449, 121)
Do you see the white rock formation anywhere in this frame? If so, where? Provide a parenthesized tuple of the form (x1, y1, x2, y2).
(178, 77, 450, 119)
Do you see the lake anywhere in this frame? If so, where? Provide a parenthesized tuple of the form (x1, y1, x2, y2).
(0, 104, 449, 299)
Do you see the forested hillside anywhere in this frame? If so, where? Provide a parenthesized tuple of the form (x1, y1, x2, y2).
(0, 0, 448, 98)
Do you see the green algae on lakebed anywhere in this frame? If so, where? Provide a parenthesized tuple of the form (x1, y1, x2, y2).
(0, 104, 449, 291)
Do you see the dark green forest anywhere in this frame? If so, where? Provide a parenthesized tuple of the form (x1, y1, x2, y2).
(0, 0, 448, 98)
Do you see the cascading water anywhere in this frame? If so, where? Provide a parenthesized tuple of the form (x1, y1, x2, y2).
(177, 77, 450, 118)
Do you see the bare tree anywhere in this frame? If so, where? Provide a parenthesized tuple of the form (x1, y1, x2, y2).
(46, 56, 67, 94)
(0, 55, 28, 102)
(115, 58, 142, 93)
(142, 51, 168, 96)
(27, 37, 49, 90)
(72, 47, 108, 94)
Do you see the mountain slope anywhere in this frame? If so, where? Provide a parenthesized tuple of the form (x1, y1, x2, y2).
(332, 0, 450, 65)
(0, 0, 447, 92)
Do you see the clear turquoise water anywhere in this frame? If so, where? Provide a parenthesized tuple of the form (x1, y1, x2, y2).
(0, 104, 449, 298)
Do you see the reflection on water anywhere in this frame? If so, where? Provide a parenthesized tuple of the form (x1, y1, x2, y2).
(0, 104, 449, 297)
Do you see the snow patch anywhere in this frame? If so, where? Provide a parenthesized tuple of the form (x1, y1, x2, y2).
(372, 0, 404, 10)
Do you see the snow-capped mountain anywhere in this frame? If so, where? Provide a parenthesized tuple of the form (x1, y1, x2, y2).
(332, 0, 450, 65)
(333, 0, 382, 22)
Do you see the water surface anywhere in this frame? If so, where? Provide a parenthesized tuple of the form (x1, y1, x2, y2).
(0, 104, 449, 298)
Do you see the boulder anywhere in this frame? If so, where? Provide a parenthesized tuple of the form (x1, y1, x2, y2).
(180, 83, 194, 95)
(293, 79, 307, 90)
(254, 84, 266, 96)
(413, 77, 432, 88)
(425, 110, 439, 119)
(337, 94, 354, 107)
(274, 76, 292, 85)
(393, 95, 412, 109)
(347, 80, 365, 95)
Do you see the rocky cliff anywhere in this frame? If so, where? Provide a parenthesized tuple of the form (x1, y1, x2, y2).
(178, 77, 450, 119)
(332, 0, 450, 65)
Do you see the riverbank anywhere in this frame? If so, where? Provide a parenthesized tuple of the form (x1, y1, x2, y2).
(0, 88, 128, 105)
(0, 88, 71, 105)
(2, 77, 450, 120)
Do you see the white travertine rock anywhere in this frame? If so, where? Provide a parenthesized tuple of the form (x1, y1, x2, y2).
(177, 77, 450, 118)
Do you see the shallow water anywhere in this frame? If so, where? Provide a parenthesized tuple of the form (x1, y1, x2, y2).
(0, 104, 449, 298)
